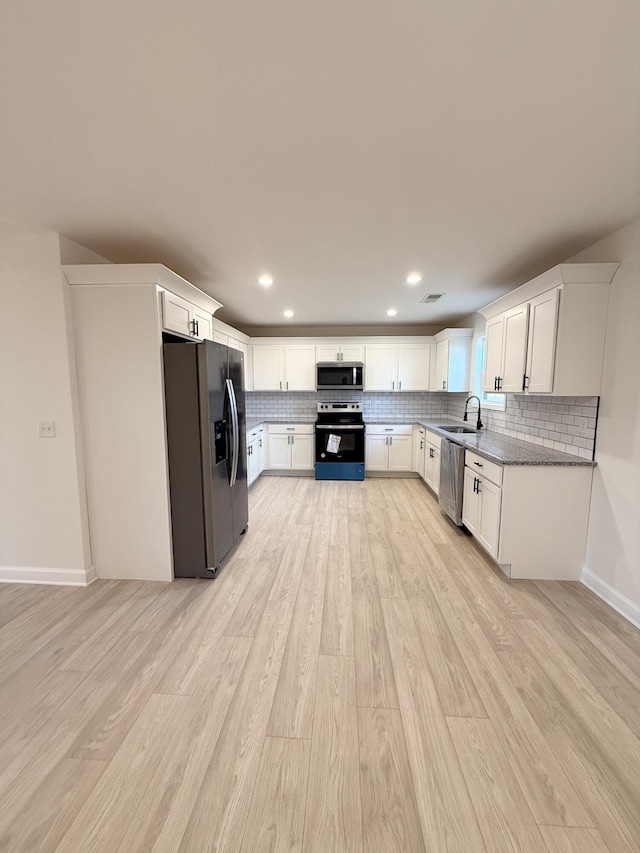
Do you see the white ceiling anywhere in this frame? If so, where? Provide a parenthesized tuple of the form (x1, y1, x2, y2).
(1, 1, 639, 332)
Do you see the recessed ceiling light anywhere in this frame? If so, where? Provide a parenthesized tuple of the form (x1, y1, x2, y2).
(283, 309, 294, 318)
(406, 272, 422, 285)
(386, 308, 398, 317)
(258, 274, 274, 287)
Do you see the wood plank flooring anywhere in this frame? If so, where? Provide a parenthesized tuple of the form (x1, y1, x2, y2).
(1, 475, 640, 851)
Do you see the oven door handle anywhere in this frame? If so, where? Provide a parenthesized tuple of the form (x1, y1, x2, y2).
(315, 424, 364, 430)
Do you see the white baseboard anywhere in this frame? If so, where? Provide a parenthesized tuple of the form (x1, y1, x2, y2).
(581, 567, 640, 630)
(0, 564, 97, 587)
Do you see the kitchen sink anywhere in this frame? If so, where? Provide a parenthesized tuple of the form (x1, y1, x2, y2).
(437, 425, 477, 434)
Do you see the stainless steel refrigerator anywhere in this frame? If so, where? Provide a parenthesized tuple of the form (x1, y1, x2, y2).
(163, 339, 249, 578)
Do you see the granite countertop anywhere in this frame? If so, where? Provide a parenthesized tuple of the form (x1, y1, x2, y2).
(247, 415, 593, 466)
(246, 418, 316, 430)
(416, 418, 595, 467)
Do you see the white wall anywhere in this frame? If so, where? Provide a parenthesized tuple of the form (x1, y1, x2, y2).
(566, 219, 640, 623)
(0, 221, 93, 584)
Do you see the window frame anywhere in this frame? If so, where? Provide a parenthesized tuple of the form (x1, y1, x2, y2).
(473, 335, 506, 411)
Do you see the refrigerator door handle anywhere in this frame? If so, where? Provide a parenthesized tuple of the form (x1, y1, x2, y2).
(226, 378, 240, 486)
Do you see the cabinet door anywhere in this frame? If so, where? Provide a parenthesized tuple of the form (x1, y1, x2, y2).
(213, 330, 229, 345)
(162, 291, 193, 337)
(316, 344, 340, 362)
(501, 304, 530, 392)
(432, 444, 441, 495)
(525, 289, 559, 393)
(477, 477, 502, 558)
(252, 345, 284, 391)
(365, 435, 389, 470)
(365, 344, 397, 391)
(483, 314, 504, 392)
(462, 467, 481, 535)
(424, 440, 440, 492)
(291, 434, 314, 470)
(388, 435, 412, 471)
(414, 430, 426, 479)
(257, 432, 265, 473)
(268, 434, 291, 468)
(285, 345, 316, 391)
(192, 308, 213, 341)
(397, 344, 430, 391)
(247, 440, 260, 485)
(340, 343, 365, 362)
(435, 339, 450, 390)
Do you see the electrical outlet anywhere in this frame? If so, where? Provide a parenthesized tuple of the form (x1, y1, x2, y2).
(576, 416, 589, 437)
(38, 420, 56, 438)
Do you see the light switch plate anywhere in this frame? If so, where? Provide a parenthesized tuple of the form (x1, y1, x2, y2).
(38, 420, 56, 438)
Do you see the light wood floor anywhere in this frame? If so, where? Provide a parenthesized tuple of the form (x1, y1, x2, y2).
(2, 477, 640, 852)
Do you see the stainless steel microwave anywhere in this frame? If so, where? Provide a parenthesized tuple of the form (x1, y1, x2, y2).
(316, 362, 364, 390)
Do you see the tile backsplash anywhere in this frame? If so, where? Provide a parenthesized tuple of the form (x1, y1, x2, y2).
(246, 390, 451, 422)
(246, 391, 598, 459)
(446, 394, 598, 460)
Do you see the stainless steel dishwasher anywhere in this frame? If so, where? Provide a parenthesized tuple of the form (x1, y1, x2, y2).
(438, 439, 465, 525)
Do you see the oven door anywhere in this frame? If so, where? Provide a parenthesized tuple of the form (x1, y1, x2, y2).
(315, 424, 365, 464)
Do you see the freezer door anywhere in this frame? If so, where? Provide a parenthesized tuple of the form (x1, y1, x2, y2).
(200, 341, 234, 569)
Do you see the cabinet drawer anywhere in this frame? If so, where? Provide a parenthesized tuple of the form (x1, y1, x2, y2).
(424, 428, 442, 449)
(268, 423, 314, 435)
(465, 450, 503, 486)
(247, 425, 263, 441)
(366, 424, 413, 436)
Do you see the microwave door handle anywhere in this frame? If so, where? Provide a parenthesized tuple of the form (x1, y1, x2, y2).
(353, 366, 356, 386)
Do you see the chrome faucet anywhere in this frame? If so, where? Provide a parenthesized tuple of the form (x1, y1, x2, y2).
(463, 395, 483, 431)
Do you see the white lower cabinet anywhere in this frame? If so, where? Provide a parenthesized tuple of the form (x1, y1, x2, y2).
(413, 427, 426, 479)
(366, 425, 413, 471)
(424, 433, 441, 494)
(462, 463, 502, 558)
(267, 424, 314, 470)
(461, 448, 593, 580)
(246, 423, 265, 487)
(413, 426, 441, 493)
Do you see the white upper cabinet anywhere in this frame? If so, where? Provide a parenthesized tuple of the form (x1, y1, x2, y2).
(252, 343, 316, 391)
(364, 343, 397, 391)
(434, 329, 473, 392)
(284, 345, 316, 391)
(524, 289, 559, 393)
(315, 342, 365, 362)
(397, 343, 431, 391)
(252, 344, 284, 391)
(483, 305, 529, 392)
(340, 343, 365, 362)
(365, 342, 431, 391)
(162, 291, 213, 341)
(480, 263, 618, 396)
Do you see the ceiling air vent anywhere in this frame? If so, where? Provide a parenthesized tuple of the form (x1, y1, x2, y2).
(419, 293, 444, 304)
